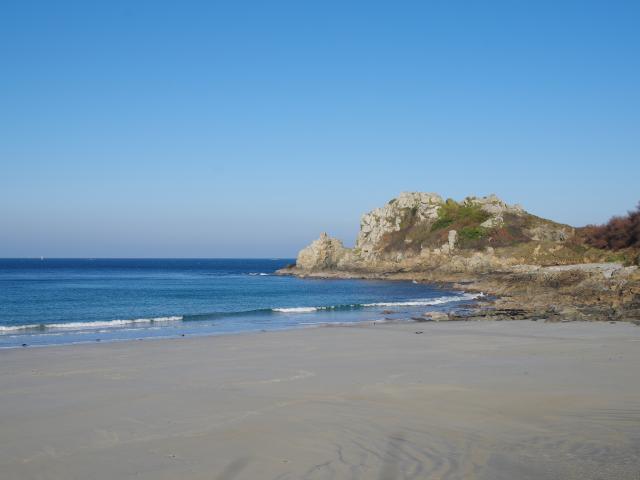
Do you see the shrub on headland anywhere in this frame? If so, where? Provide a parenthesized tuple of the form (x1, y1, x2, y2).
(581, 202, 640, 251)
(431, 199, 491, 232)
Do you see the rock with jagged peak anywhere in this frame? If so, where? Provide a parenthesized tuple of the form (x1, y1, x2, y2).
(295, 232, 350, 271)
(356, 192, 443, 259)
(287, 192, 593, 273)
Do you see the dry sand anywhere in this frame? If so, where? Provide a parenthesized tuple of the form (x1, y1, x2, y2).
(1, 321, 639, 480)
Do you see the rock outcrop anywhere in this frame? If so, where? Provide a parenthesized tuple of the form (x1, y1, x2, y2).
(282, 191, 640, 322)
(292, 192, 578, 272)
(355, 192, 442, 259)
(295, 233, 350, 271)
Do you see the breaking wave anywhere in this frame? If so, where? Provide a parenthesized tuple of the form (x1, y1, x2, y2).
(0, 316, 183, 333)
(272, 292, 484, 313)
(363, 292, 484, 307)
(0, 292, 484, 334)
(272, 307, 319, 313)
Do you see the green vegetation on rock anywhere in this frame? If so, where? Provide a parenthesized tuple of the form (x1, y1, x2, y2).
(431, 199, 491, 232)
(377, 196, 584, 253)
(459, 226, 488, 240)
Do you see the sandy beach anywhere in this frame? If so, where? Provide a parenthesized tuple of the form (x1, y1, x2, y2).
(1, 321, 639, 480)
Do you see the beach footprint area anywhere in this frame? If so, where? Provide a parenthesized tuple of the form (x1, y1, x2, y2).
(1, 320, 639, 480)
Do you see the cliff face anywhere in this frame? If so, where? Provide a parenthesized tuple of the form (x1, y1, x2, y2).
(291, 192, 588, 274)
(355, 192, 443, 259)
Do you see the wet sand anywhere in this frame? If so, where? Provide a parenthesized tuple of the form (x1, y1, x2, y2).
(1, 321, 639, 479)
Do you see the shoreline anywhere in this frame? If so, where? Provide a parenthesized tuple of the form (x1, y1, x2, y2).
(276, 264, 640, 323)
(0, 312, 466, 351)
(0, 314, 633, 354)
(0, 279, 486, 350)
(0, 318, 398, 351)
(0, 316, 630, 355)
(2, 320, 639, 479)
(6, 260, 638, 351)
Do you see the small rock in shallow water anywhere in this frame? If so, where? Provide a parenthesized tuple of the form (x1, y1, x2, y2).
(415, 331, 424, 334)
(22, 343, 28, 347)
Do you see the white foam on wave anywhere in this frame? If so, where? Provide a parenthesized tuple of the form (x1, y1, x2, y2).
(0, 316, 183, 334)
(271, 293, 484, 314)
(363, 292, 484, 307)
(0, 324, 41, 333)
(249, 272, 270, 276)
(272, 307, 318, 313)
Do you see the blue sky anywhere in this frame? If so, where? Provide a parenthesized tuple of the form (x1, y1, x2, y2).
(1, 1, 639, 257)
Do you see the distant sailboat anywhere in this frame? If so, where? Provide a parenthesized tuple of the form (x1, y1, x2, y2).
(40, 256, 44, 261)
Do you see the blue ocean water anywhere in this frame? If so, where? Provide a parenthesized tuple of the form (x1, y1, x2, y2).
(0, 259, 481, 348)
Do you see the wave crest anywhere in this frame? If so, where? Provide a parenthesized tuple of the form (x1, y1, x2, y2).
(363, 292, 483, 307)
(272, 293, 483, 314)
(0, 316, 183, 334)
(272, 307, 318, 313)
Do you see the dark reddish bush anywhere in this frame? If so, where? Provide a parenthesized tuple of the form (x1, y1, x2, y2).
(581, 202, 640, 250)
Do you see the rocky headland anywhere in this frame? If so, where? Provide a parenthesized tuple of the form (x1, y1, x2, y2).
(278, 192, 640, 322)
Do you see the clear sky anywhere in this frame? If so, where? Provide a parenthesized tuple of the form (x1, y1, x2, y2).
(1, 1, 639, 257)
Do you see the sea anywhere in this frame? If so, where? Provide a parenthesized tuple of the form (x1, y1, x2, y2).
(0, 259, 482, 348)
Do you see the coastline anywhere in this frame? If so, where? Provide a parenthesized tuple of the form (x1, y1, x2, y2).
(0, 260, 487, 349)
(2, 320, 639, 479)
(281, 192, 640, 325)
(276, 263, 640, 323)
(0, 316, 409, 350)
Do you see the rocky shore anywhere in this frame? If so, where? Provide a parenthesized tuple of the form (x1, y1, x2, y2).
(278, 192, 640, 323)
